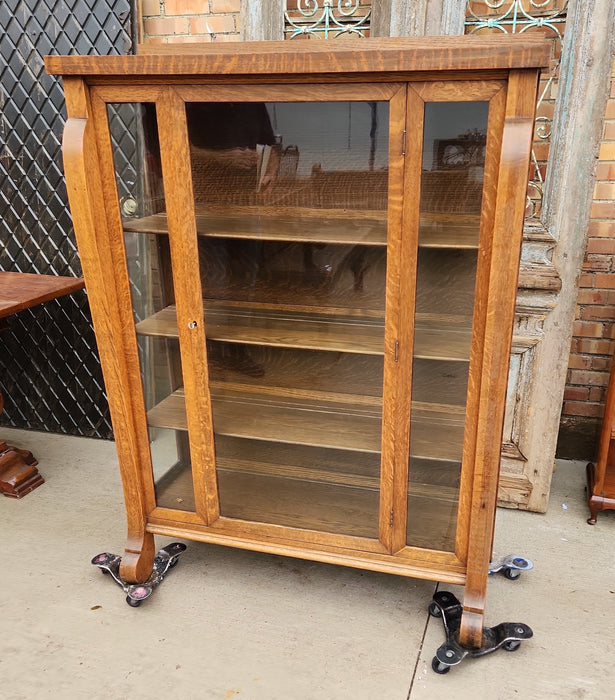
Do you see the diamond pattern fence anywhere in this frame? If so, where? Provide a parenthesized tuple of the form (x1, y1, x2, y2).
(0, 0, 134, 438)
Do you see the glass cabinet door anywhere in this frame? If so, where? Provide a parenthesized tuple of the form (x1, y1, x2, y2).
(103, 91, 400, 543)
(186, 99, 390, 538)
(102, 86, 499, 555)
(406, 97, 490, 552)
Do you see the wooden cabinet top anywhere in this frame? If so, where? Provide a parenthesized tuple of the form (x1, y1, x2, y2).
(45, 36, 550, 80)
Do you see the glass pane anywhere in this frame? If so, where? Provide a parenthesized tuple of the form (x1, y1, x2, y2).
(108, 103, 195, 512)
(407, 101, 489, 551)
(188, 100, 389, 538)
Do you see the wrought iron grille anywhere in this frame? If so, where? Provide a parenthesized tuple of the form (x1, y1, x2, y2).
(0, 0, 134, 438)
(285, 0, 372, 39)
(465, 1, 569, 218)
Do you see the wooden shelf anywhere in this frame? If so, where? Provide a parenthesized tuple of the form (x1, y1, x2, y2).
(418, 213, 480, 249)
(125, 208, 387, 246)
(138, 304, 384, 355)
(146, 385, 465, 462)
(124, 208, 480, 249)
(136, 304, 472, 361)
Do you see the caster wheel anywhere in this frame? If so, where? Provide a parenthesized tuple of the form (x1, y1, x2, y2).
(504, 568, 521, 581)
(126, 596, 141, 607)
(428, 602, 442, 617)
(503, 640, 521, 652)
(431, 656, 450, 674)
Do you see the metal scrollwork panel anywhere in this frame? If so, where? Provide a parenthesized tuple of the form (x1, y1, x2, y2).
(285, 1, 372, 39)
(465, 1, 569, 219)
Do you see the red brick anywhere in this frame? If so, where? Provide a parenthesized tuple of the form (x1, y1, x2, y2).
(576, 289, 607, 305)
(595, 162, 615, 180)
(165, 34, 213, 43)
(587, 220, 615, 237)
(212, 0, 241, 11)
(568, 369, 610, 386)
(567, 354, 591, 370)
(581, 305, 615, 321)
(143, 16, 189, 36)
(563, 386, 589, 402)
(576, 338, 614, 355)
(579, 273, 595, 288)
(591, 357, 611, 371)
(532, 142, 550, 162)
(207, 33, 241, 42)
(572, 321, 604, 338)
(593, 182, 615, 200)
(563, 401, 605, 418)
(582, 255, 613, 272)
(594, 272, 615, 288)
(599, 142, 615, 161)
(165, 0, 210, 15)
(589, 387, 607, 402)
(590, 202, 615, 219)
(586, 237, 615, 255)
(142, 0, 161, 16)
(190, 14, 236, 34)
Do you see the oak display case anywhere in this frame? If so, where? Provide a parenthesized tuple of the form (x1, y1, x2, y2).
(47, 36, 549, 670)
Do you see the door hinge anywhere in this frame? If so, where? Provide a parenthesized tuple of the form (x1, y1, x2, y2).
(389, 509, 394, 527)
(401, 130, 406, 156)
(394, 340, 399, 362)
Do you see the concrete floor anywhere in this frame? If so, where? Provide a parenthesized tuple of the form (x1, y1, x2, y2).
(1, 426, 614, 699)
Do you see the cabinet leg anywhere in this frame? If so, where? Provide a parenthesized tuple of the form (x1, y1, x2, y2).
(119, 532, 157, 583)
(428, 591, 533, 674)
(459, 606, 484, 649)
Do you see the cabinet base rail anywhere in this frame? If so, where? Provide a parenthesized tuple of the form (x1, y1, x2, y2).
(91, 542, 186, 607)
(428, 590, 533, 674)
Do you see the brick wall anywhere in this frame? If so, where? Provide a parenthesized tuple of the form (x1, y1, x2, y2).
(141, 0, 241, 43)
(558, 60, 615, 457)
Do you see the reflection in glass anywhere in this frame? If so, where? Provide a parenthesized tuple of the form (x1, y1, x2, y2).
(188, 101, 389, 537)
(407, 102, 489, 551)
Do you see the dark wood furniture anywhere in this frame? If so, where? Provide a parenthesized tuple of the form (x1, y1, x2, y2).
(587, 353, 615, 523)
(47, 37, 548, 657)
(0, 271, 85, 497)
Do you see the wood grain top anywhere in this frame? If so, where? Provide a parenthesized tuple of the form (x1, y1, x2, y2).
(45, 36, 551, 78)
(0, 271, 84, 319)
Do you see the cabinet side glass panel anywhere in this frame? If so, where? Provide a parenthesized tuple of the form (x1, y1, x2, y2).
(407, 101, 489, 551)
(107, 103, 196, 512)
(188, 101, 389, 538)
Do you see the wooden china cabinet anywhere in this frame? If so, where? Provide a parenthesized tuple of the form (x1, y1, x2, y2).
(47, 37, 549, 669)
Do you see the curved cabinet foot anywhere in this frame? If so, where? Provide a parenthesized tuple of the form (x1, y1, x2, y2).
(428, 591, 533, 673)
(120, 532, 157, 583)
(92, 542, 186, 606)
